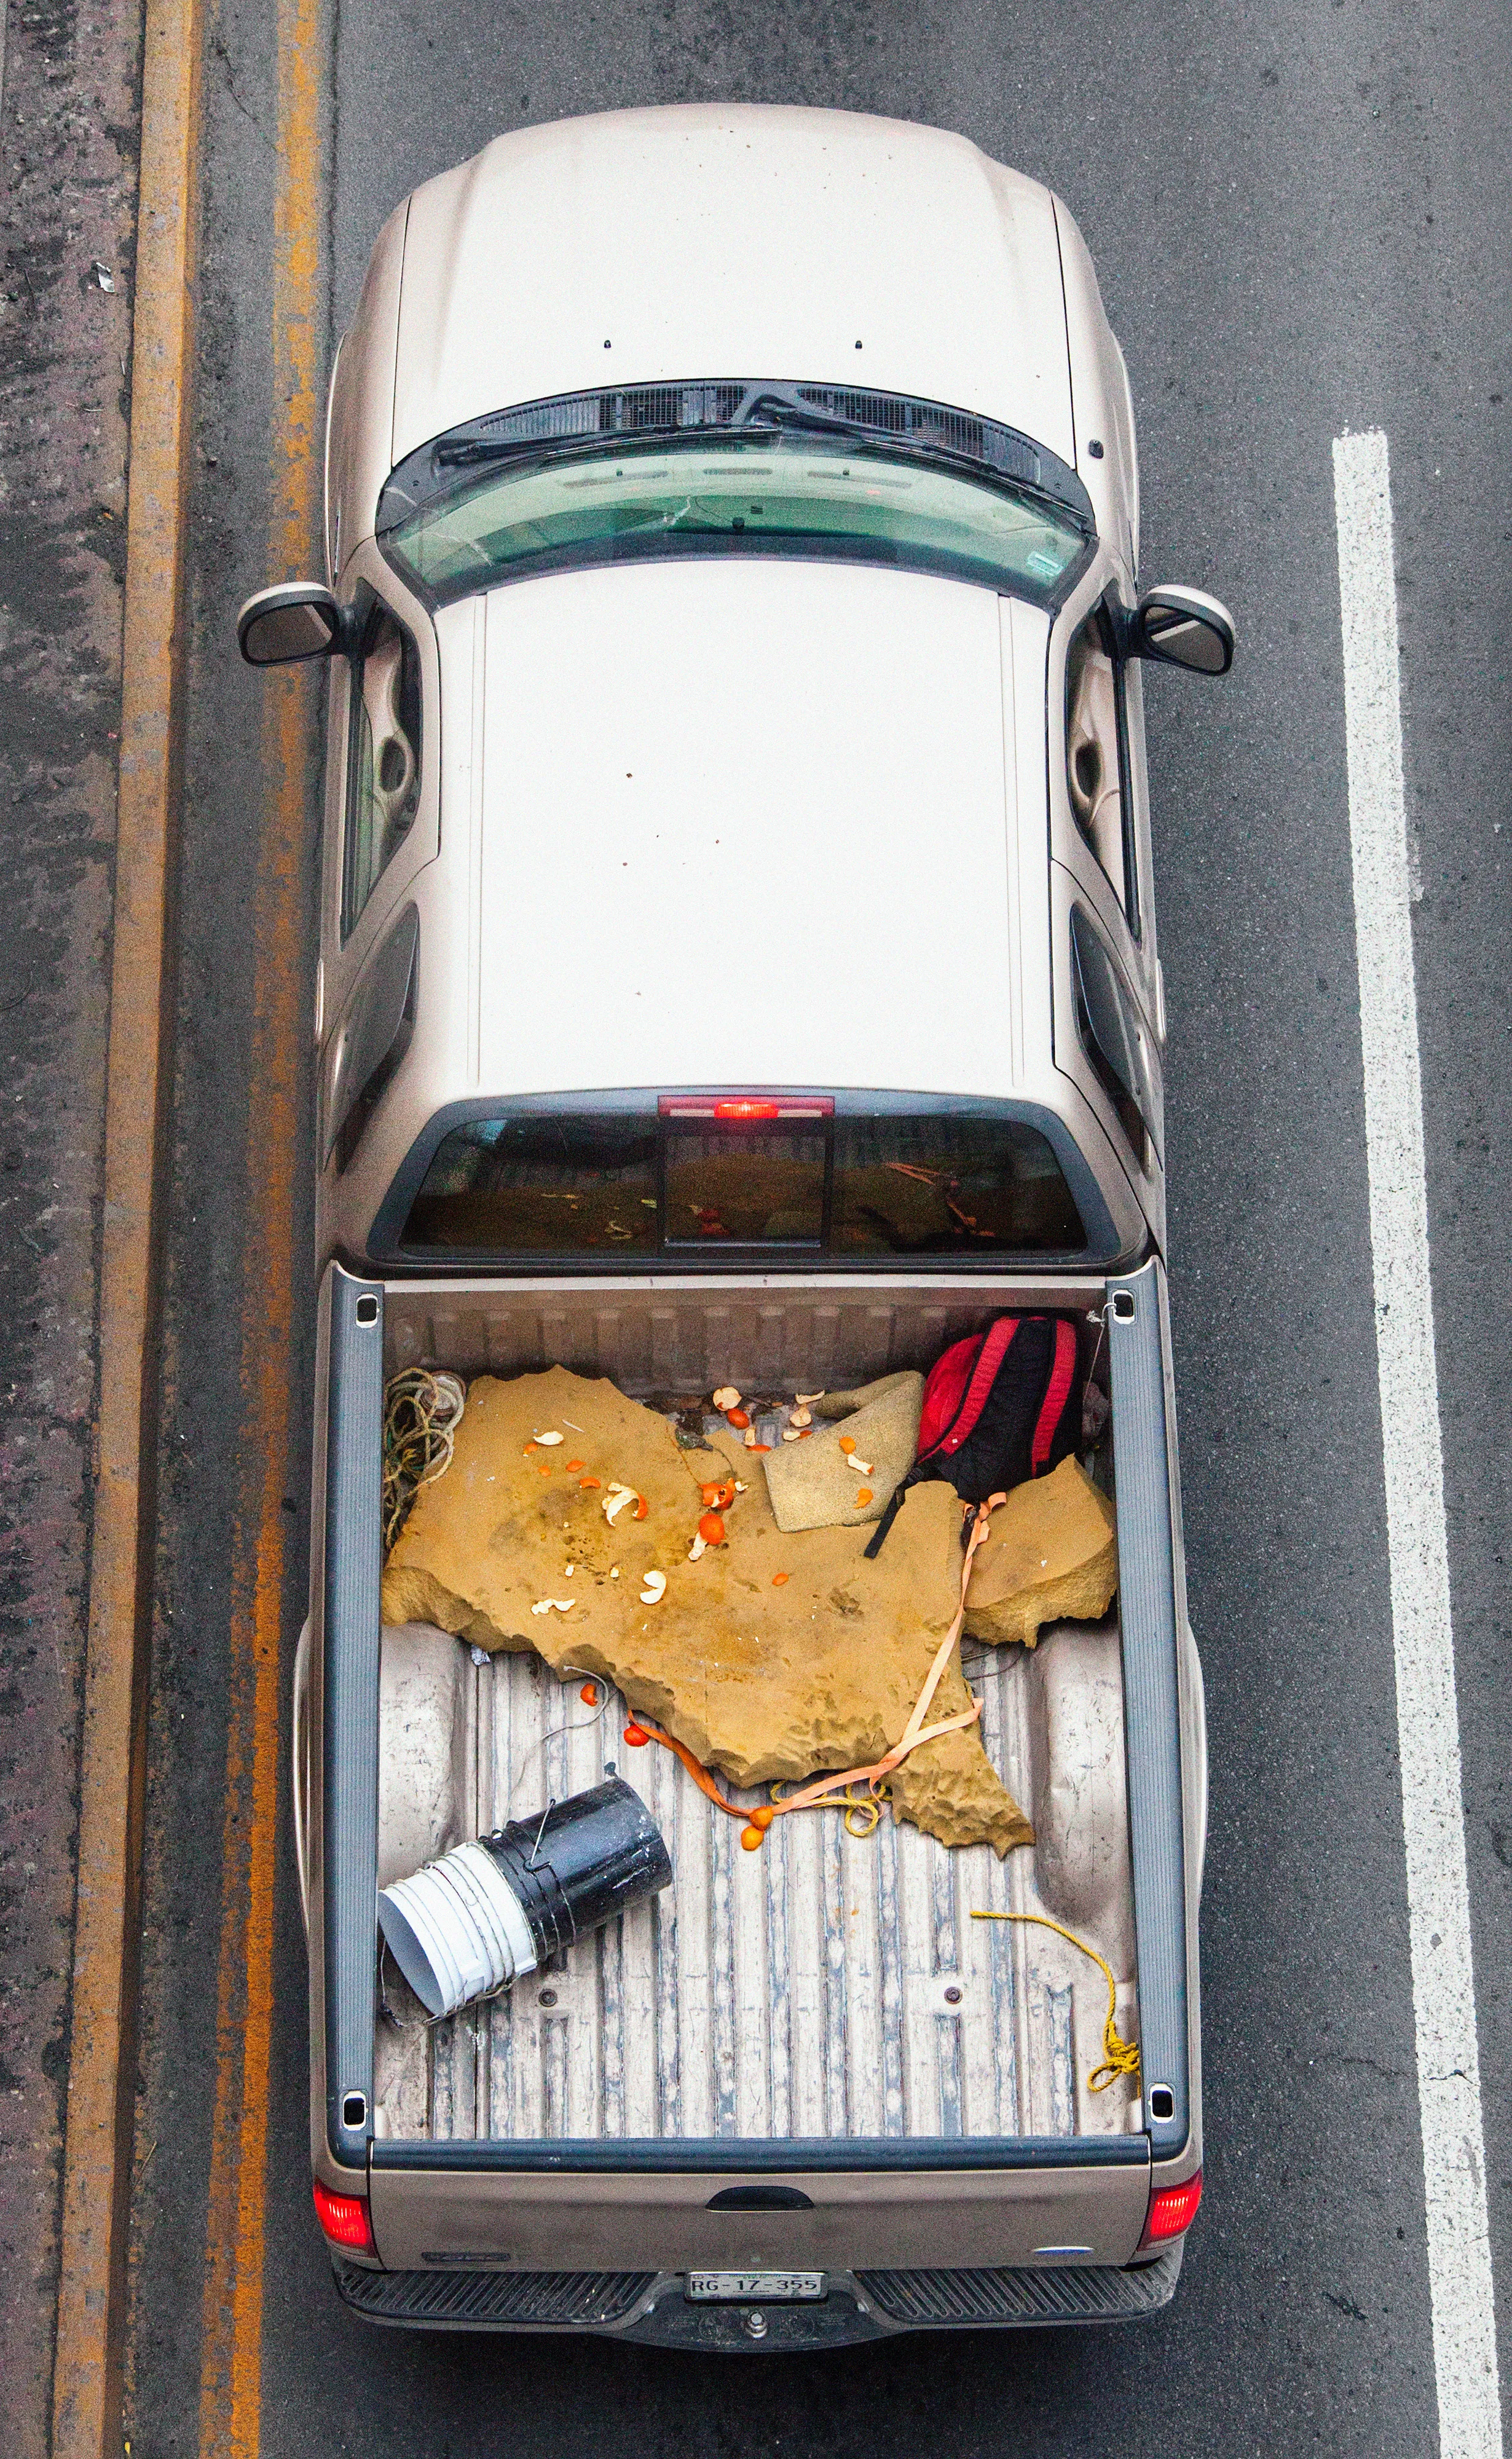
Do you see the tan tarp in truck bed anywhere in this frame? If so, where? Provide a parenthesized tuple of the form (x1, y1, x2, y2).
(382, 1367, 1117, 1854)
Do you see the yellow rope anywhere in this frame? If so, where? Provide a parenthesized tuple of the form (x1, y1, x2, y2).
(768, 1779, 889, 1837)
(970, 1911, 1141, 2094)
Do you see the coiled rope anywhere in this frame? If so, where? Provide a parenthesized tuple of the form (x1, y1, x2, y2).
(969, 1909, 1141, 2093)
(768, 1778, 889, 1837)
(382, 1367, 466, 1552)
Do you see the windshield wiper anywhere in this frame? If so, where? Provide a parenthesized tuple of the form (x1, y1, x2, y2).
(377, 377, 1095, 538)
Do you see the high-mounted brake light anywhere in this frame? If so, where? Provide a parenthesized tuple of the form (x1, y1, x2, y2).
(659, 1095, 833, 1121)
(313, 2179, 376, 2254)
(1138, 2168, 1202, 2249)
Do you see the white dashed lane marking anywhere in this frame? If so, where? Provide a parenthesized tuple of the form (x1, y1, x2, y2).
(1334, 427, 1503, 2459)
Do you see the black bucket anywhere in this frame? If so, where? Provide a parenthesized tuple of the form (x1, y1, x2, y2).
(378, 1777, 671, 2018)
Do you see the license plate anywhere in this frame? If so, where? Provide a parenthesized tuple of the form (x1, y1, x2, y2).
(685, 2270, 825, 2303)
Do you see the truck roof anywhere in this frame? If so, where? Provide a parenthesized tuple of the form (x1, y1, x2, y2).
(472, 555, 1033, 1103)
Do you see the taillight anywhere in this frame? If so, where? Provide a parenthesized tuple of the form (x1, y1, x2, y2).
(312, 2179, 376, 2254)
(1139, 2168, 1202, 2249)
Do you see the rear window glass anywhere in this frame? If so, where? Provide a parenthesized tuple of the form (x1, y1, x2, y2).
(401, 1114, 659, 1253)
(664, 1122, 826, 1246)
(398, 1105, 1086, 1261)
(832, 1116, 1084, 1255)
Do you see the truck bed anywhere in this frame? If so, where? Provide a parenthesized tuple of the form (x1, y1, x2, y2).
(364, 1274, 1141, 2155)
(373, 1624, 1137, 2148)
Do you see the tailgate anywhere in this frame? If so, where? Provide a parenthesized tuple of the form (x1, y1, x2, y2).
(366, 2150, 1151, 2272)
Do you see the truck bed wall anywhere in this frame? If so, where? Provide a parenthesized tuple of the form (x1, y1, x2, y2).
(380, 1270, 1111, 1393)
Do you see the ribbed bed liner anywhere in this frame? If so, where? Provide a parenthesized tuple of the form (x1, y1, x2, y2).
(374, 1634, 1141, 2149)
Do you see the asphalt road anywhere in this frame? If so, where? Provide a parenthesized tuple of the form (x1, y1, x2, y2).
(0, 3, 141, 2447)
(122, 5, 1512, 2454)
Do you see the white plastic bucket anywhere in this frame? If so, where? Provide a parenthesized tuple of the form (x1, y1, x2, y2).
(378, 1840, 537, 2018)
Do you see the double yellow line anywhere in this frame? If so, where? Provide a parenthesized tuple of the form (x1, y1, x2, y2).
(50, 4, 326, 2455)
(198, 7, 323, 2453)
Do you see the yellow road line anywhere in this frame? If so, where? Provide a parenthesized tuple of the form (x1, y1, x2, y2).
(50, 6, 202, 2455)
(196, 6, 325, 2455)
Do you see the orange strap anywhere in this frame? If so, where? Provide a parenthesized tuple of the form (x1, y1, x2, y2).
(622, 1718, 748, 1818)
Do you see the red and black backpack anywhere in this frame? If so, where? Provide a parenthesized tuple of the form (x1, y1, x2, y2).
(864, 1315, 1084, 1557)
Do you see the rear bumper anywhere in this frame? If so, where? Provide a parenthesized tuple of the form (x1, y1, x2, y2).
(330, 2245, 1182, 2344)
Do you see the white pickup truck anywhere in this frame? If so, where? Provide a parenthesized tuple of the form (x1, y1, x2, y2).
(239, 103, 1231, 2347)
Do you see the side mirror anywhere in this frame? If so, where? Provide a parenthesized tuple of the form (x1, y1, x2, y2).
(1132, 585, 1235, 677)
(237, 582, 348, 666)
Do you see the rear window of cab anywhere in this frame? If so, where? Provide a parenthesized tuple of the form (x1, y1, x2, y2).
(393, 1098, 1088, 1263)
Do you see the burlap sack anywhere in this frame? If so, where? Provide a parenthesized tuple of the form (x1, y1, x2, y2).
(961, 1456, 1118, 1648)
(381, 1366, 1032, 1853)
(809, 1370, 919, 1422)
(762, 1370, 923, 1534)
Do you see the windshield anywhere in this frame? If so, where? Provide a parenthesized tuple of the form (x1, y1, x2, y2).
(380, 435, 1090, 610)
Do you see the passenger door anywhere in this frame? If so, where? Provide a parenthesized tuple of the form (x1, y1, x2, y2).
(1049, 582, 1162, 1041)
(1050, 861, 1165, 1249)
